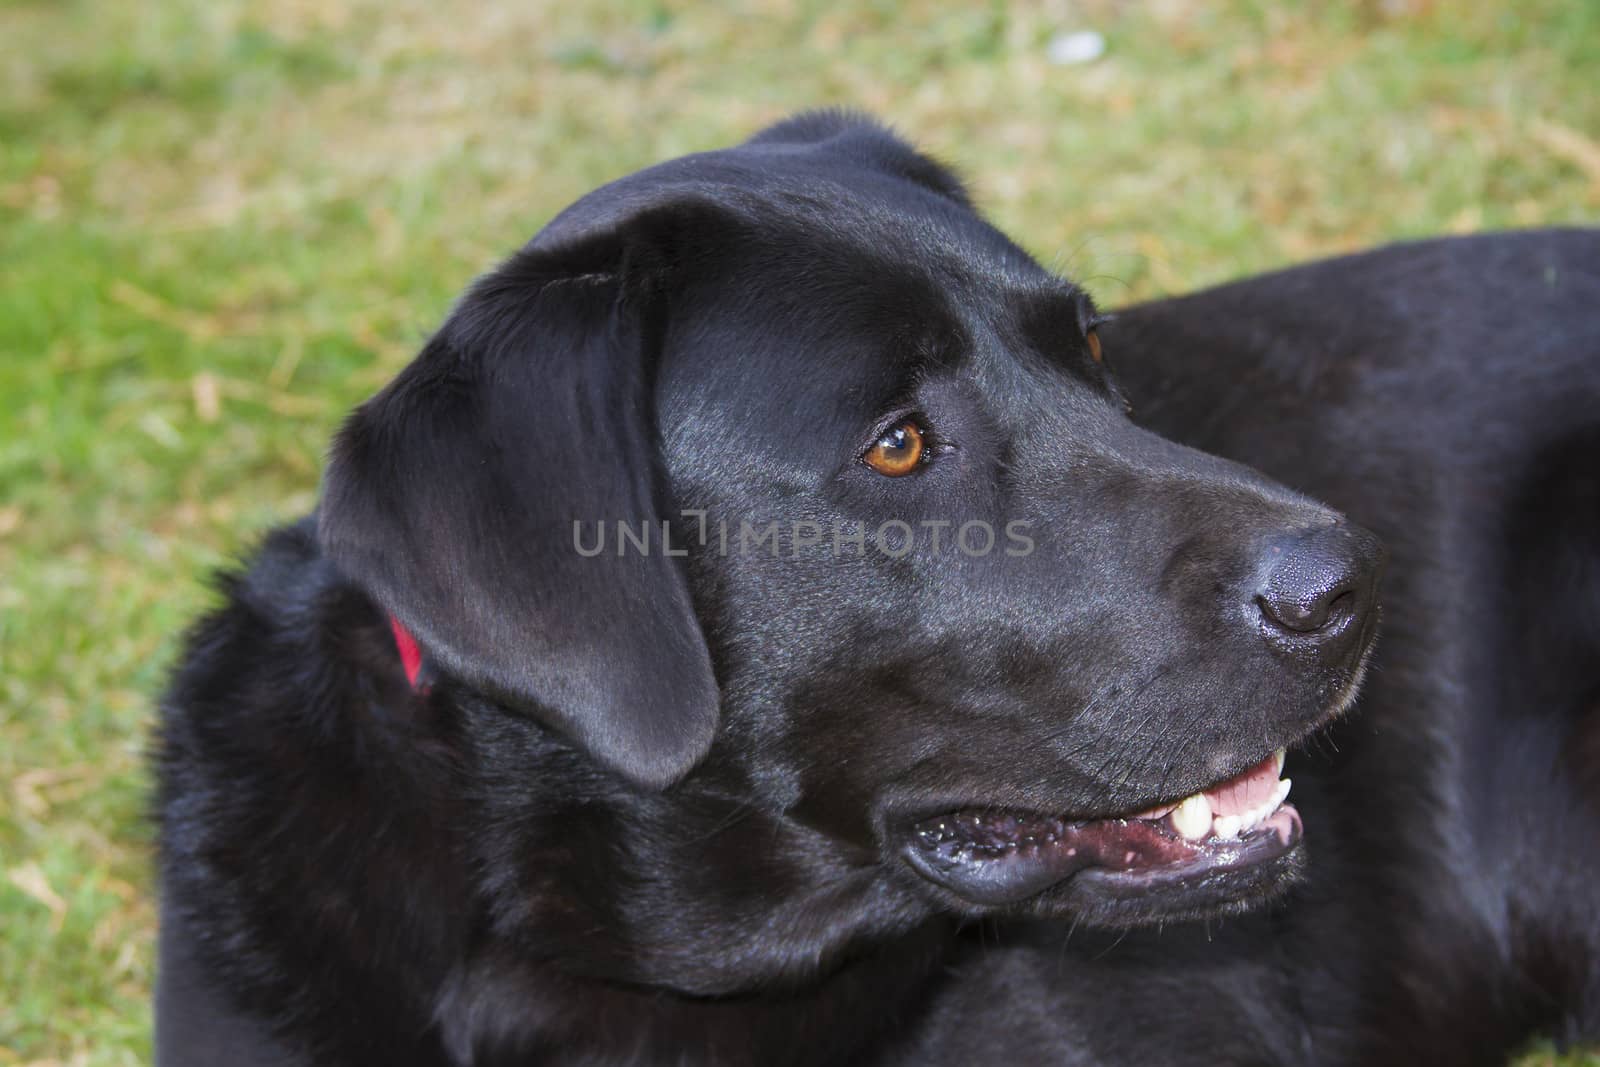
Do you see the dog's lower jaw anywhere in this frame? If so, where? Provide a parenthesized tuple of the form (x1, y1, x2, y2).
(1050, 842, 1306, 929)
(902, 825, 1305, 929)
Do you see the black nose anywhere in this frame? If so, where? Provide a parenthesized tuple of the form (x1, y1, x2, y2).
(1254, 523, 1385, 659)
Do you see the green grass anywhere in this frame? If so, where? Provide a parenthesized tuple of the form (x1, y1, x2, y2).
(2, 1, 1598, 1062)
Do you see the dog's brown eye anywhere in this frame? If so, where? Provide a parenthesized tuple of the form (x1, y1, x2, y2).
(864, 421, 926, 476)
(1086, 327, 1103, 364)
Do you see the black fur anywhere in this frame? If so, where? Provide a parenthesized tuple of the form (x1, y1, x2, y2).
(154, 112, 1600, 1065)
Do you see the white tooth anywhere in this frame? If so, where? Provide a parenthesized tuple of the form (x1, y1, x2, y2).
(1170, 793, 1212, 840)
(1240, 779, 1294, 833)
(1244, 779, 1294, 832)
(1213, 814, 1243, 840)
(1272, 748, 1286, 778)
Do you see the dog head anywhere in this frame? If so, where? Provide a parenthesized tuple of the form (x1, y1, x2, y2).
(320, 112, 1383, 953)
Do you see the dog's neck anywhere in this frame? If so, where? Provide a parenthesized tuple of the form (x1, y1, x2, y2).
(434, 904, 953, 1064)
(383, 682, 944, 1059)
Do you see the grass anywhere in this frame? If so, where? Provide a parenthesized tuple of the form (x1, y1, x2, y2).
(2, 0, 1597, 1062)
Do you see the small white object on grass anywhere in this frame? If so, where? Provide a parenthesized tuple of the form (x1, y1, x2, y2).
(1047, 30, 1106, 66)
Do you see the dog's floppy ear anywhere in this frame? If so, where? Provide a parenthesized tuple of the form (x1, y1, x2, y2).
(319, 202, 725, 788)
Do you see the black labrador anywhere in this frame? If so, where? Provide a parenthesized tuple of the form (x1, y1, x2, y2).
(153, 112, 1600, 1065)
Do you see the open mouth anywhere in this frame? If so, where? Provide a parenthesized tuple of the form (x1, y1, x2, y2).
(902, 750, 1301, 914)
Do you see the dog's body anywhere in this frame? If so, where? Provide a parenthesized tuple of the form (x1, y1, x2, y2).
(154, 114, 1600, 1065)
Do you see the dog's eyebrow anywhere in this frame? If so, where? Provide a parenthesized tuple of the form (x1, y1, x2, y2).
(1011, 280, 1100, 339)
(1037, 279, 1103, 328)
(905, 327, 968, 376)
(851, 317, 970, 419)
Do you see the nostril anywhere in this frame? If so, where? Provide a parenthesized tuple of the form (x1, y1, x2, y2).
(1255, 582, 1358, 635)
(1256, 592, 1331, 633)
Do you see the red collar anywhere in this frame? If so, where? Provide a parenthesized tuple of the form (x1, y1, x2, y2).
(388, 615, 429, 692)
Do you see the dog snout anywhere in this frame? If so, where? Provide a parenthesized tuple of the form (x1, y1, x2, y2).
(1253, 522, 1385, 660)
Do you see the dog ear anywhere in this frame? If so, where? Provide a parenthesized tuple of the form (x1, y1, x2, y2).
(318, 203, 725, 788)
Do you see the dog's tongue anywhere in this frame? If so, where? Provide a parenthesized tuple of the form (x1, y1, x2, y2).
(1204, 753, 1283, 817)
